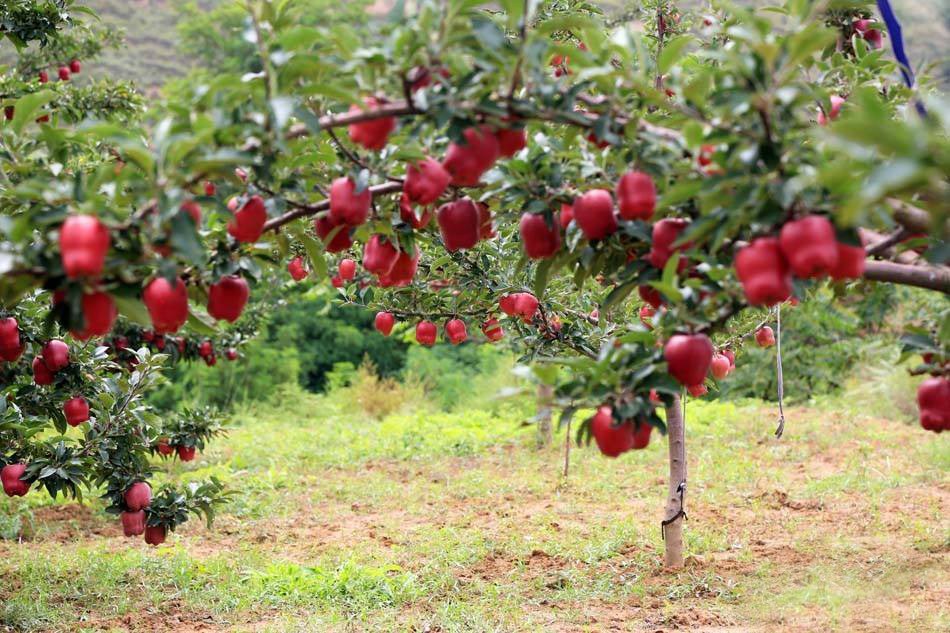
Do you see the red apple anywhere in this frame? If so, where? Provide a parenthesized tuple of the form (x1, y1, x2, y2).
(416, 321, 437, 346)
(519, 213, 562, 259)
(38, 70, 49, 83)
(499, 294, 517, 316)
(710, 354, 731, 380)
(616, 171, 656, 220)
(442, 126, 500, 186)
(180, 200, 201, 225)
(445, 319, 468, 344)
(722, 349, 736, 368)
(0, 341, 24, 362)
(207, 275, 249, 323)
(512, 292, 539, 321)
(495, 126, 527, 157)
(648, 218, 690, 270)
(71, 291, 117, 340)
(156, 438, 174, 456)
(347, 97, 396, 150)
(375, 311, 395, 336)
(225, 348, 238, 361)
(121, 510, 145, 537)
(143, 277, 189, 334)
(203, 181, 215, 196)
(590, 406, 635, 457)
(124, 481, 152, 511)
(1, 463, 29, 497)
(0, 317, 20, 355)
(339, 258, 357, 281)
(779, 215, 838, 278)
(362, 235, 400, 276)
(33, 356, 54, 385)
(198, 340, 213, 358)
(698, 144, 716, 167)
(314, 215, 353, 252)
(58, 66, 70, 81)
(404, 158, 451, 205)
(559, 203, 574, 229)
(482, 318, 503, 342)
(477, 202, 495, 240)
(688, 383, 708, 397)
(377, 246, 419, 287)
(572, 190, 618, 240)
(437, 199, 480, 252)
(227, 195, 267, 243)
(69, 59, 81, 74)
(60, 215, 110, 278)
(639, 305, 655, 328)
(734, 237, 793, 306)
(144, 525, 166, 546)
(288, 256, 308, 281)
(817, 95, 846, 126)
(632, 421, 652, 449)
(399, 192, 433, 229)
(862, 28, 883, 49)
(829, 242, 866, 280)
(177, 445, 196, 462)
(205, 354, 217, 366)
(42, 339, 69, 372)
(64, 396, 90, 426)
(664, 333, 714, 387)
(330, 177, 372, 226)
(638, 285, 663, 309)
(755, 326, 775, 348)
(917, 377, 950, 433)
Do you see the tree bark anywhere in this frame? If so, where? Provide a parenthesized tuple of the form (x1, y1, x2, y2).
(663, 394, 686, 568)
(536, 384, 554, 448)
(863, 260, 950, 293)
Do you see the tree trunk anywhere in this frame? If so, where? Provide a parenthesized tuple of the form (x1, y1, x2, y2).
(536, 384, 554, 448)
(663, 394, 686, 568)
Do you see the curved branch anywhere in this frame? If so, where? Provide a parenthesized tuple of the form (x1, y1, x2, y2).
(262, 181, 403, 233)
(863, 260, 950, 293)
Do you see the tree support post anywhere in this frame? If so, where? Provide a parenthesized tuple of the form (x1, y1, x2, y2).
(536, 383, 554, 448)
(663, 394, 687, 568)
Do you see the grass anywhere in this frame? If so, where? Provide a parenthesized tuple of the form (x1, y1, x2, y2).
(0, 384, 948, 632)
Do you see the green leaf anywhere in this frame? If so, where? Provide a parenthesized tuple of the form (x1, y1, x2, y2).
(113, 296, 151, 326)
(299, 234, 328, 279)
(11, 90, 55, 134)
(169, 212, 205, 265)
(658, 36, 693, 74)
(185, 310, 218, 337)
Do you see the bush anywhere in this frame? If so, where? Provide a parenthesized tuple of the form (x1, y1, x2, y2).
(330, 358, 426, 420)
(403, 342, 509, 411)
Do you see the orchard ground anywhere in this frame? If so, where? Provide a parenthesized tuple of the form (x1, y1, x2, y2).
(1, 381, 947, 633)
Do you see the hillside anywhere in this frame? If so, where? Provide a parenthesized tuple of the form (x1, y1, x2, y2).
(81, 0, 949, 90)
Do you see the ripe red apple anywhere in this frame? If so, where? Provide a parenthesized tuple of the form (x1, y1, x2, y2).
(1, 463, 30, 497)
(590, 406, 635, 457)
(339, 258, 357, 281)
(375, 311, 395, 336)
(755, 326, 775, 348)
(143, 276, 189, 334)
(499, 294, 517, 316)
(445, 319, 468, 345)
(477, 202, 495, 240)
(198, 340, 213, 358)
(347, 97, 396, 150)
(203, 181, 216, 196)
(710, 354, 731, 380)
(495, 126, 527, 157)
(235, 167, 248, 183)
(572, 190, 618, 240)
(227, 195, 267, 243)
(64, 396, 90, 426)
(42, 339, 70, 372)
(817, 95, 846, 126)
(722, 349, 736, 369)
(121, 510, 145, 537)
(177, 445, 196, 462)
(482, 318, 503, 342)
(330, 177, 372, 226)
(33, 356, 54, 385)
(734, 237, 793, 306)
(58, 66, 70, 81)
(519, 213, 562, 259)
(330, 275, 343, 288)
(60, 215, 110, 278)
(512, 292, 539, 321)
(0, 341, 24, 362)
(616, 171, 657, 220)
(688, 383, 708, 397)
(71, 291, 118, 340)
(639, 305, 655, 328)
(362, 235, 400, 276)
(416, 321, 437, 346)
(205, 354, 217, 366)
(917, 377, 950, 433)
(829, 242, 866, 280)
(0, 317, 20, 354)
(225, 348, 238, 361)
(156, 438, 174, 456)
(70, 59, 81, 74)
(638, 285, 663, 309)
(154, 335, 166, 351)
(648, 218, 690, 270)
(437, 199, 480, 251)
(779, 215, 838, 278)
(144, 525, 166, 546)
(442, 126, 500, 186)
(288, 256, 308, 281)
(698, 144, 715, 167)
(207, 275, 249, 323)
(649, 389, 661, 405)
(399, 192, 433, 229)
(38, 70, 49, 83)
(664, 333, 714, 387)
(377, 246, 419, 287)
(314, 215, 353, 252)
(404, 158, 451, 205)
(559, 203, 574, 229)
(180, 200, 201, 225)
(3, 106, 13, 120)
(124, 481, 152, 511)
(632, 421, 652, 449)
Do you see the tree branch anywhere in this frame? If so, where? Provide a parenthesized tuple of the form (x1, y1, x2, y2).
(863, 260, 950, 293)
